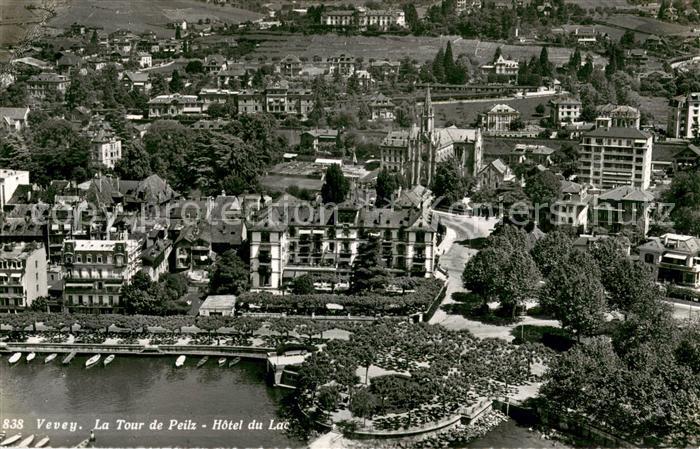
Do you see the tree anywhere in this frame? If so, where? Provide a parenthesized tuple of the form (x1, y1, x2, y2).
(665, 170, 700, 235)
(535, 103, 546, 115)
(350, 388, 378, 425)
(291, 274, 315, 295)
(114, 140, 152, 180)
(321, 164, 349, 204)
(29, 296, 50, 312)
(185, 60, 204, 74)
(351, 236, 388, 293)
(443, 41, 456, 84)
(605, 258, 657, 314)
(531, 231, 573, 277)
(209, 250, 250, 295)
(541, 249, 606, 339)
(493, 47, 502, 63)
(463, 226, 541, 316)
(175, 25, 182, 40)
(375, 167, 399, 206)
(143, 120, 194, 190)
(620, 30, 636, 49)
(431, 159, 470, 207)
(402, 3, 420, 33)
(590, 237, 629, 293)
(122, 272, 162, 315)
(169, 70, 184, 92)
(539, 46, 552, 77)
(26, 118, 91, 185)
(524, 170, 561, 218)
(432, 47, 445, 83)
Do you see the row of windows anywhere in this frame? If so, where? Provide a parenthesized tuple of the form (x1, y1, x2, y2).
(69, 294, 118, 306)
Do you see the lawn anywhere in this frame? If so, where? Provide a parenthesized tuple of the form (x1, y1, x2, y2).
(597, 14, 694, 36)
(246, 34, 593, 66)
(46, 0, 262, 36)
(639, 95, 670, 127)
(433, 95, 556, 127)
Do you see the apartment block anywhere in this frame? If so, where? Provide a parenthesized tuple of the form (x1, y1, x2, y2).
(0, 169, 30, 209)
(577, 127, 653, 190)
(0, 242, 48, 312)
(62, 239, 141, 313)
(668, 93, 700, 139)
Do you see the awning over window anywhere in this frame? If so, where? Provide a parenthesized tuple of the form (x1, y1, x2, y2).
(663, 253, 687, 260)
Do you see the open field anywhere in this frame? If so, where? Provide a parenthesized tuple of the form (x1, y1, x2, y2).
(0, 0, 52, 46)
(639, 95, 669, 127)
(246, 34, 604, 66)
(597, 14, 694, 36)
(46, 0, 262, 36)
(433, 95, 557, 127)
(567, 0, 637, 9)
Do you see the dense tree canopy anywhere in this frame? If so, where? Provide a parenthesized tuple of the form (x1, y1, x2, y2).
(321, 164, 349, 204)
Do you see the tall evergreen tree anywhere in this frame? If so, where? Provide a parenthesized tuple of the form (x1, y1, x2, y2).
(321, 164, 349, 204)
(443, 42, 456, 84)
(432, 48, 445, 83)
(539, 46, 552, 77)
(169, 70, 184, 92)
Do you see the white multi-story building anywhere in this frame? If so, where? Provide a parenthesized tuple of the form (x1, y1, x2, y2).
(321, 8, 406, 31)
(639, 233, 700, 288)
(577, 127, 653, 190)
(86, 117, 122, 169)
(0, 169, 29, 209)
(248, 204, 438, 292)
(0, 242, 48, 313)
(482, 104, 520, 133)
(148, 94, 202, 117)
(550, 97, 582, 127)
(62, 239, 141, 313)
(668, 92, 700, 139)
(26, 73, 70, 100)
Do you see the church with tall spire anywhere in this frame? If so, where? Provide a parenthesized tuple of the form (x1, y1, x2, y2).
(380, 87, 483, 188)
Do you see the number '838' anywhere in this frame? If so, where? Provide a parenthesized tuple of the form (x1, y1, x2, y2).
(2, 419, 24, 429)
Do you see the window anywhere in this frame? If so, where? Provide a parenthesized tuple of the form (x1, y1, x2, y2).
(97, 255, 102, 263)
(76, 255, 82, 263)
(261, 231, 270, 243)
(86, 254, 92, 263)
(644, 254, 654, 264)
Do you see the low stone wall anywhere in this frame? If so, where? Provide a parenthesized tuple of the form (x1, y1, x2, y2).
(0, 342, 274, 359)
(347, 413, 463, 439)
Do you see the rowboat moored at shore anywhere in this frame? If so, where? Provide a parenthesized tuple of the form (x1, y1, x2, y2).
(103, 354, 115, 366)
(62, 350, 77, 365)
(26, 353, 36, 363)
(218, 357, 226, 366)
(175, 355, 186, 367)
(7, 353, 21, 364)
(34, 437, 50, 448)
(0, 434, 22, 446)
(85, 354, 101, 368)
(228, 357, 242, 367)
(44, 353, 57, 363)
(196, 356, 209, 368)
(16, 435, 34, 448)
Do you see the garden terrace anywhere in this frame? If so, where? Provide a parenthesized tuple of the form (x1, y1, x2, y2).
(237, 278, 444, 317)
(295, 322, 554, 434)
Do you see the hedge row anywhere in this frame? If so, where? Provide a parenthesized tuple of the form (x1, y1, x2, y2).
(237, 278, 445, 316)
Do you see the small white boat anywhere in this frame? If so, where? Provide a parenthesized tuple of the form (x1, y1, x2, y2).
(217, 357, 226, 366)
(26, 352, 36, 363)
(0, 434, 22, 446)
(7, 353, 21, 364)
(85, 354, 101, 368)
(44, 353, 57, 364)
(196, 356, 209, 368)
(35, 437, 50, 448)
(103, 354, 115, 366)
(175, 355, 186, 367)
(62, 350, 77, 365)
(228, 357, 241, 367)
(16, 435, 33, 448)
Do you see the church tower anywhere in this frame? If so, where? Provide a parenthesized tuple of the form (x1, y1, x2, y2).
(421, 87, 436, 187)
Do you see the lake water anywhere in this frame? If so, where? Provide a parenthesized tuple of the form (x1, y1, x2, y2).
(0, 355, 303, 448)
